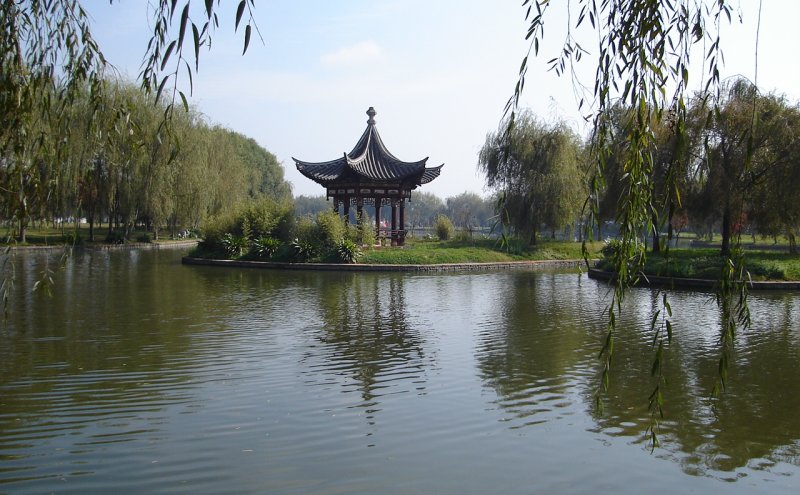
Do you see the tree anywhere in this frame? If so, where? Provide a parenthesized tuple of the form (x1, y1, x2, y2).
(445, 192, 492, 235)
(511, 0, 761, 439)
(688, 79, 800, 255)
(591, 102, 695, 253)
(294, 195, 330, 219)
(406, 191, 445, 232)
(1, 1, 257, 243)
(479, 111, 585, 245)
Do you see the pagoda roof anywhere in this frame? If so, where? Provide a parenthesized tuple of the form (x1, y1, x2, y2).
(293, 107, 443, 188)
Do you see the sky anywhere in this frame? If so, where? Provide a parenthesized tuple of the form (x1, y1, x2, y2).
(86, 1, 800, 199)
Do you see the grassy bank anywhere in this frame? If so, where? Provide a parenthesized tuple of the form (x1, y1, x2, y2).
(2, 225, 194, 247)
(359, 238, 601, 264)
(188, 234, 603, 265)
(598, 248, 800, 281)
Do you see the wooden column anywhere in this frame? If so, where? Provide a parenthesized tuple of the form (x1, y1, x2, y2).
(399, 199, 406, 246)
(390, 200, 398, 246)
(375, 199, 381, 241)
(332, 196, 339, 214)
(356, 198, 364, 226)
(343, 199, 350, 225)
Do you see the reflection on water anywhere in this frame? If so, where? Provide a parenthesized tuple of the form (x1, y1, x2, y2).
(0, 249, 799, 494)
(301, 273, 431, 424)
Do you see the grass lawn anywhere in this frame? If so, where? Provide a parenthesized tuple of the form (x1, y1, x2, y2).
(599, 248, 800, 281)
(1, 224, 194, 246)
(359, 237, 601, 264)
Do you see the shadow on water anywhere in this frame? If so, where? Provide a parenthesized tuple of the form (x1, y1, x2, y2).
(475, 270, 800, 478)
(1, 249, 799, 493)
(298, 272, 431, 422)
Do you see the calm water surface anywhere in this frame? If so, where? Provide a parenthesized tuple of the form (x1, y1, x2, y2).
(1, 248, 799, 494)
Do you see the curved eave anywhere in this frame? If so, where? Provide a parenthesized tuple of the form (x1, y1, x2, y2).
(420, 164, 444, 185)
(293, 157, 347, 184)
(347, 154, 429, 181)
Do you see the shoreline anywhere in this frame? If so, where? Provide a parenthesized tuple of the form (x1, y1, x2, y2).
(182, 256, 588, 273)
(587, 267, 800, 290)
(2, 240, 199, 252)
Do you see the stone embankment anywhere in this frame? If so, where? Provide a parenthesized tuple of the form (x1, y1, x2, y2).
(182, 257, 588, 273)
(588, 267, 800, 290)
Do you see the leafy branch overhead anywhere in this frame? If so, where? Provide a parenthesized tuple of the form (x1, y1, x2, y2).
(136, 0, 261, 113)
(508, 0, 754, 443)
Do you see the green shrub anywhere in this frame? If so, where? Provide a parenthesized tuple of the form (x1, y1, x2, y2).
(435, 214, 455, 241)
(105, 230, 126, 244)
(601, 238, 621, 259)
(293, 217, 316, 243)
(336, 239, 362, 263)
(348, 212, 376, 247)
(64, 232, 83, 246)
(454, 229, 472, 243)
(251, 236, 281, 260)
(201, 198, 294, 255)
(315, 209, 346, 249)
(221, 233, 248, 258)
(136, 232, 151, 243)
(241, 198, 295, 242)
(290, 238, 315, 262)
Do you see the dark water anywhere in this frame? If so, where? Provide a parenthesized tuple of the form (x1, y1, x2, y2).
(0, 248, 798, 494)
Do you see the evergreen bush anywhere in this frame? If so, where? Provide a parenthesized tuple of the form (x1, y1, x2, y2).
(435, 214, 455, 241)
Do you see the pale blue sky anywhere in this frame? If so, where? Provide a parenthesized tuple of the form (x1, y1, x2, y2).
(86, 1, 800, 199)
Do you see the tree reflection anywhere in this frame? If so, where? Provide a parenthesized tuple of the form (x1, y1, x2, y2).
(476, 271, 603, 426)
(477, 273, 800, 476)
(303, 272, 429, 415)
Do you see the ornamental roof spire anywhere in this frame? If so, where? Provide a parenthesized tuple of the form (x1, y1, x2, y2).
(292, 107, 443, 187)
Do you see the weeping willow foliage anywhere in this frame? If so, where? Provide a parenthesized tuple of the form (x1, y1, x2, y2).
(511, 0, 756, 446)
(0, 1, 267, 313)
(1, 1, 259, 243)
(2, 79, 291, 240)
(479, 111, 585, 245)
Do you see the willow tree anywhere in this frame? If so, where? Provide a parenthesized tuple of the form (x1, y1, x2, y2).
(590, 102, 694, 253)
(689, 79, 800, 256)
(1, 1, 257, 242)
(479, 111, 585, 245)
(510, 0, 758, 444)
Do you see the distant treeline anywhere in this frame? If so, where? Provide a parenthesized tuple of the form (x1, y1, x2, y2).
(1, 80, 291, 242)
(294, 191, 497, 233)
(478, 78, 800, 253)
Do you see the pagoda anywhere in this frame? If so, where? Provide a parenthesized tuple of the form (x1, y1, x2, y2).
(293, 107, 443, 246)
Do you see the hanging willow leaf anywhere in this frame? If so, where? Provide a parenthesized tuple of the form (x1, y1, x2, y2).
(243, 24, 251, 55)
(160, 40, 177, 71)
(235, 0, 246, 31)
(178, 3, 190, 51)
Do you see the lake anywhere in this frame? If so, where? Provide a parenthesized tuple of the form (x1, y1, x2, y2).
(1, 248, 798, 494)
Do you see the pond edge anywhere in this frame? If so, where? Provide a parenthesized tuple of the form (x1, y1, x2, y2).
(587, 267, 800, 290)
(182, 256, 588, 273)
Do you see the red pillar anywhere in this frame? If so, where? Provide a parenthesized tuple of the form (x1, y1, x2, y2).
(390, 201, 398, 246)
(375, 200, 381, 242)
(399, 199, 406, 246)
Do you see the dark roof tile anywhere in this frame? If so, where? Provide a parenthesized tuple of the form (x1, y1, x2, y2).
(294, 107, 443, 188)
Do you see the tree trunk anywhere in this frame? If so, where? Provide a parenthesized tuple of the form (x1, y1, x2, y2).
(651, 211, 661, 254)
(666, 200, 675, 248)
(721, 203, 732, 256)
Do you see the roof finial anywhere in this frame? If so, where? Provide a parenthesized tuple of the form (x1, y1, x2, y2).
(366, 106, 376, 125)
